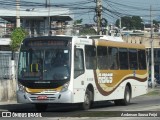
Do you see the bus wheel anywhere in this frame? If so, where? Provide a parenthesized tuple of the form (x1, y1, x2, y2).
(121, 85, 131, 105)
(80, 89, 92, 110)
(35, 103, 48, 112)
(114, 85, 131, 106)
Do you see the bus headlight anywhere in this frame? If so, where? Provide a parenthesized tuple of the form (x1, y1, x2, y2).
(61, 82, 69, 92)
(18, 82, 25, 92)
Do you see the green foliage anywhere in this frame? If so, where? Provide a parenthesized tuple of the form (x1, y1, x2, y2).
(153, 20, 160, 32)
(74, 19, 83, 25)
(10, 27, 27, 51)
(131, 16, 143, 29)
(116, 16, 143, 30)
(153, 20, 160, 25)
(79, 27, 96, 35)
(122, 16, 132, 30)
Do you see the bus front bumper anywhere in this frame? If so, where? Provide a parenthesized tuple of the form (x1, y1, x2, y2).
(17, 90, 73, 104)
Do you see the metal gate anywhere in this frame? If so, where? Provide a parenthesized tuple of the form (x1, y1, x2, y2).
(0, 51, 18, 80)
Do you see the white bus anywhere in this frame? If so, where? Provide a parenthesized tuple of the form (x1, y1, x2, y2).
(17, 35, 148, 111)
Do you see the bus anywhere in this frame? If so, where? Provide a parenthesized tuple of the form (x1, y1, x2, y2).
(17, 35, 148, 111)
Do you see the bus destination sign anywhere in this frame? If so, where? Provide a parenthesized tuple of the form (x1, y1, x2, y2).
(27, 40, 66, 47)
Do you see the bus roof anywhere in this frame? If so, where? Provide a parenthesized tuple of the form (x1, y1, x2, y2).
(77, 35, 145, 49)
(95, 39, 145, 49)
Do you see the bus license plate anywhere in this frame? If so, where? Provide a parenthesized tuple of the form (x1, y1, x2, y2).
(37, 96, 48, 100)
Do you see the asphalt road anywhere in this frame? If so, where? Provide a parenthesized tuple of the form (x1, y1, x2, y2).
(0, 87, 160, 119)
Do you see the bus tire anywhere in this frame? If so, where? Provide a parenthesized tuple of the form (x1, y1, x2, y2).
(114, 85, 131, 106)
(80, 89, 92, 110)
(35, 103, 48, 112)
(121, 85, 131, 105)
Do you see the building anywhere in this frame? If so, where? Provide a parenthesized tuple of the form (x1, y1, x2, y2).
(0, 7, 73, 51)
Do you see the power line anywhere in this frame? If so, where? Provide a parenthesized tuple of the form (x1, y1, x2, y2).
(0, 0, 160, 24)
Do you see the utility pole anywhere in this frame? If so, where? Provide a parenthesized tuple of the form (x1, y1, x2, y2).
(45, 0, 48, 8)
(48, 0, 51, 32)
(150, 5, 155, 88)
(12, 0, 21, 80)
(96, 0, 102, 35)
(16, 0, 20, 27)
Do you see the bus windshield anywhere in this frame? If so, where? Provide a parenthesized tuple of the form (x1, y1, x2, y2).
(18, 48, 70, 81)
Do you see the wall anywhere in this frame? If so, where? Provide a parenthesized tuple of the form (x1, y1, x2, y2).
(122, 33, 160, 48)
(0, 52, 18, 101)
(0, 79, 16, 101)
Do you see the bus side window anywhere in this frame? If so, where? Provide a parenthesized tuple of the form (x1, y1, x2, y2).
(138, 50, 146, 70)
(129, 49, 138, 70)
(108, 47, 119, 70)
(97, 46, 108, 69)
(119, 48, 129, 70)
(74, 48, 84, 78)
(85, 45, 97, 69)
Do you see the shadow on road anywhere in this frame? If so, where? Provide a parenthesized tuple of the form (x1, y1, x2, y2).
(0, 100, 138, 112)
(0, 101, 132, 117)
(0, 101, 123, 112)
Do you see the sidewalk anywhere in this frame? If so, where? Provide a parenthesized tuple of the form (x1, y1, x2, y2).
(0, 100, 17, 105)
(148, 85, 160, 93)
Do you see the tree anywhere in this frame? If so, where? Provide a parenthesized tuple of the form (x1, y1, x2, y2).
(153, 20, 160, 25)
(10, 27, 27, 59)
(74, 19, 83, 25)
(131, 16, 143, 30)
(116, 16, 132, 30)
(115, 16, 143, 30)
(123, 16, 132, 30)
(79, 27, 96, 35)
(153, 20, 160, 32)
(10, 27, 27, 51)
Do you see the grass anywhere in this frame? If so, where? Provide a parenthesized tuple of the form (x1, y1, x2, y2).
(146, 89, 160, 96)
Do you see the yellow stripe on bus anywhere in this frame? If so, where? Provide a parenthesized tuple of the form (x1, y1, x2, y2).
(25, 86, 63, 93)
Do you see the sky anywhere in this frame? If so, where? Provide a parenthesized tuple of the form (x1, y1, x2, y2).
(9, 0, 160, 24)
(27, 0, 160, 24)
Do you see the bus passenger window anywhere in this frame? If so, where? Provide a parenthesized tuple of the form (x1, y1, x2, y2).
(129, 49, 138, 70)
(74, 49, 84, 78)
(85, 45, 97, 69)
(108, 47, 119, 70)
(138, 50, 146, 70)
(119, 48, 129, 70)
(97, 46, 108, 69)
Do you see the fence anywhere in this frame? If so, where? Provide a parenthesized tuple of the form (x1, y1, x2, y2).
(0, 51, 18, 80)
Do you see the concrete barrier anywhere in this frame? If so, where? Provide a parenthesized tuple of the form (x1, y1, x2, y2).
(0, 79, 16, 101)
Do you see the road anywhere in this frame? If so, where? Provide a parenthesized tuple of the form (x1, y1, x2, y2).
(0, 87, 160, 120)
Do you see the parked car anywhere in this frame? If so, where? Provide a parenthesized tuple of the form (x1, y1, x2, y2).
(148, 78, 157, 87)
